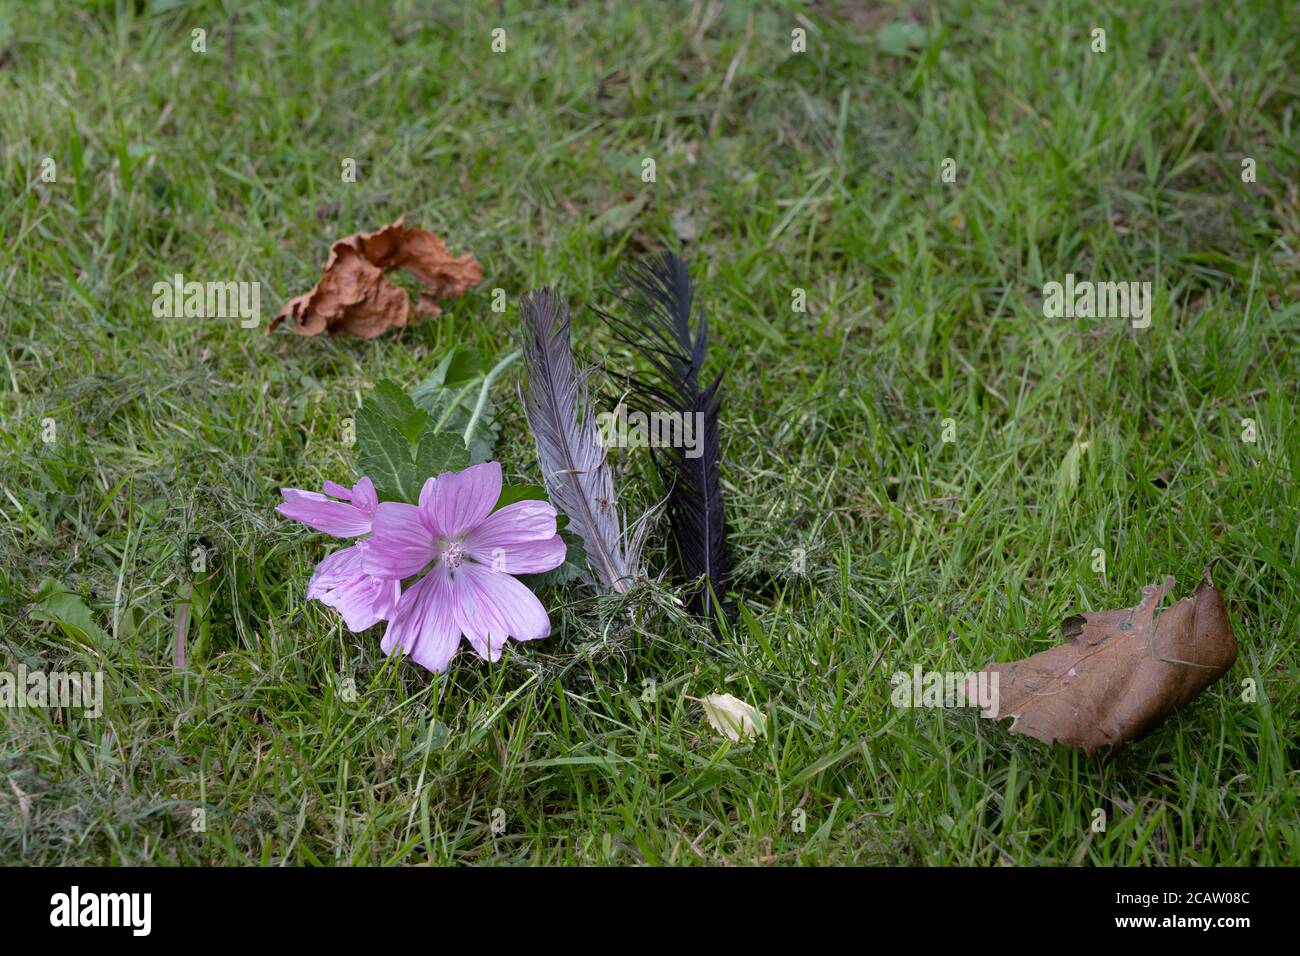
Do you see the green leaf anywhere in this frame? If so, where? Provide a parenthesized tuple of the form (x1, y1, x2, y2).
(464, 433, 495, 467)
(492, 483, 548, 512)
(415, 431, 470, 480)
(410, 346, 507, 462)
(356, 403, 422, 503)
(369, 379, 428, 447)
(440, 347, 489, 386)
(410, 347, 485, 419)
(354, 366, 499, 502)
(30, 578, 112, 646)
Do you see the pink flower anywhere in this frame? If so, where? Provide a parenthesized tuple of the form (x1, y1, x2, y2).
(363, 461, 566, 673)
(304, 542, 400, 631)
(277, 477, 400, 632)
(277, 478, 378, 537)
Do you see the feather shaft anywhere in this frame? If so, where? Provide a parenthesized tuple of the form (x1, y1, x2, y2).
(596, 253, 729, 616)
(519, 288, 643, 592)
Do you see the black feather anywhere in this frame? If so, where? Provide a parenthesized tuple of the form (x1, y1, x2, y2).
(595, 253, 729, 618)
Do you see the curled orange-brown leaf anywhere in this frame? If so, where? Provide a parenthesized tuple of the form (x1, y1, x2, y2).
(269, 217, 482, 339)
(958, 565, 1237, 754)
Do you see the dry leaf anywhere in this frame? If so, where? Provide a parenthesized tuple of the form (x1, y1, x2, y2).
(960, 565, 1237, 754)
(695, 693, 766, 742)
(270, 217, 482, 339)
(8, 778, 31, 829)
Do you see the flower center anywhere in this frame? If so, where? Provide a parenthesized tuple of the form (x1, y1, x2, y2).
(438, 538, 467, 570)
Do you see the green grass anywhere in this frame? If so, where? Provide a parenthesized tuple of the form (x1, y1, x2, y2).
(1, 0, 1297, 865)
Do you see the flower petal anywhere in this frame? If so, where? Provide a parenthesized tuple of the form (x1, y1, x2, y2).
(322, 480, 353, 501)
(364, 502, 436, 578)
(381, 566, 461, 673)
(417, 475, 437, 515)
(449, 561, 551, 654)
(424, 461, 502, 538)
(464, 500, 558, 546)
(318, 575, 400, 632)
(306, 543, 399, 631)
(463, 500, 564, 574)
(307, 543, 367, 598)
(277, 488, 372, 537)
(350, 477, 379, 516)
(466, 533, 567, 575)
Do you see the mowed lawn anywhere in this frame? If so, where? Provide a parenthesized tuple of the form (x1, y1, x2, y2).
(1, 0, 1296, 865)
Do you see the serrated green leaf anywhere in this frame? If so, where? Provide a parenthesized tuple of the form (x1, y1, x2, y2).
(354, 353, 513, 501)
(357, 403, 421, 503)
(415, 431, 470, 481)
(369, 379, 428, 447)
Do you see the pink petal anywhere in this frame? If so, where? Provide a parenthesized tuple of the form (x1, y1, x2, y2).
(466, 533, 567, 575)
(464, 500, 558, 546)
(453, 582, 509, 662)
(306, 543, 399, 631)
(381, 566, 461, 673)
(322, 480, 353, 501)
(417, 475, 437, 515)
(424, 461, 502, 538)
(278, 488, 372, 538)
(364, 502, 436, 578)
(307, 543, 367, 598)
(350, 477, 379, 516)
(318, 575, 400, 632)
(449, 561, 551, 655)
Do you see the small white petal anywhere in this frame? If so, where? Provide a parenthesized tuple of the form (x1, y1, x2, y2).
(697, 693, 765, 742)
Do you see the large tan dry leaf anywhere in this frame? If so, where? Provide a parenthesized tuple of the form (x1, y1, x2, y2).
(959, 566, 1237, 755)
(269, 217, 482, 339)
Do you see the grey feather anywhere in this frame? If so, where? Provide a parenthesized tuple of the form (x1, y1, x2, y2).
(519, 287, 646, 592)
